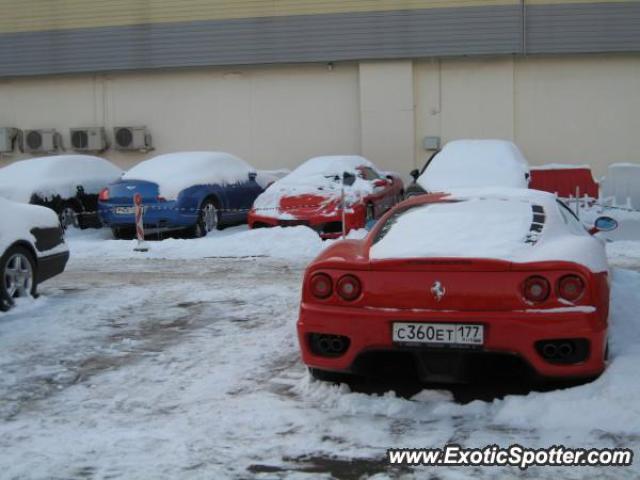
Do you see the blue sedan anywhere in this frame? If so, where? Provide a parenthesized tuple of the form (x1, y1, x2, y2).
(98, 152, 270, 239)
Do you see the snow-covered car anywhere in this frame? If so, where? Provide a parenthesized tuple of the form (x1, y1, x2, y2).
(298, 188, 617, 384)
(248, 156, 404, 239)
(99, 152, 272, 239)
(0, 155, 123, 229)
(0, 197, 69, 311)
(405, 139, 530, 197)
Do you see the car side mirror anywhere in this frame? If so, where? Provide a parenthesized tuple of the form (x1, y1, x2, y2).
(410, 169, 420, 181)
(386, 175, 394, 183)
(590, 216, 618, 234)
(248, 172, 257, 182)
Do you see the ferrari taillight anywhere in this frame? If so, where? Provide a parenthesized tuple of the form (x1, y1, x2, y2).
(337, 275, 361, 301)
(98, 187, 109, 201)
(523, 276, 550, 303)
(558, 275, 585, 302)
(310, 273, 333, 299)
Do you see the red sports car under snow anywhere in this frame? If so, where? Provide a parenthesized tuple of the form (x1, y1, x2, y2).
(298, 188, 617, 384)
(248, 156, 404, 239)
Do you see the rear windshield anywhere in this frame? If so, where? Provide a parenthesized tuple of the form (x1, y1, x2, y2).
(371, 198, 542, 260)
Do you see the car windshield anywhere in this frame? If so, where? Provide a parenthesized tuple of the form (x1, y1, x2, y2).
(371, 198, 537, 260)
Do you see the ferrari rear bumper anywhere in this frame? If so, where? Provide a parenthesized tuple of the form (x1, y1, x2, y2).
(298, 303, 607, 382)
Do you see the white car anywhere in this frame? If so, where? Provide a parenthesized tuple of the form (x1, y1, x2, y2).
(0, 197, 69, 311)
(406, 139, 531, 197)
(0, 155, 123, 228)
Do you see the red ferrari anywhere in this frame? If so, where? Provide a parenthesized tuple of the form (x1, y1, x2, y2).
(298, 188, 618, 384)
(248, 156, 404, 239)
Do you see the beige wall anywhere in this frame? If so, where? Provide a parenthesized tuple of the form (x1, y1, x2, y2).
(1, 54, 639, 178)
(359, 61, 415, 173)
(0, 63, 361, 171)
(415, 54, 640, 177)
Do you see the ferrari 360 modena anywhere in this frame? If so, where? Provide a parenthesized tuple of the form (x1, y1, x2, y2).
(248, 155, 404, 239)
(297, 188, 616, 384)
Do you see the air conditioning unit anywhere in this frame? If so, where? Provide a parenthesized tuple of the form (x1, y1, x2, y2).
(24, 129, 59, 154)
(0, 127, 19, 153)
(70, 127, 107, 152)
(113, 126, 152, 151)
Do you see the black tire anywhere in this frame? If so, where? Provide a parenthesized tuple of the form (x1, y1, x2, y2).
(191, 198, 220, 238)
(309, 367, 355, 384)
(0, 245, 37, 312)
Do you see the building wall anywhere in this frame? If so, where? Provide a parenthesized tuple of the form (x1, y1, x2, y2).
(1, 1, 639, 77)
(414, 54, 640, 176)
(1, 54, 639, 176)
(0, 63, 361, 170)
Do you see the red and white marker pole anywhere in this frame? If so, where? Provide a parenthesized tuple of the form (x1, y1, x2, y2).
(133, 193, 149, 252)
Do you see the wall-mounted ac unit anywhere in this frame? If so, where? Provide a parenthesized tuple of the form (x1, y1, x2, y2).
(24, 129, 59, 154)
(113, 126, 152, 151)
(0, 127, 19, 153)
(70, 127, 107, 152)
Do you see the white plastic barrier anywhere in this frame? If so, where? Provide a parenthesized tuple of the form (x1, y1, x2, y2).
(601, 163, 640, 210)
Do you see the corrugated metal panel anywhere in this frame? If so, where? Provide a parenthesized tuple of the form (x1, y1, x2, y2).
(1, 2, 638, 78)
(526, 2, 640, 53)
(0, 6, 523, 77)
(0, 0, 519, 33)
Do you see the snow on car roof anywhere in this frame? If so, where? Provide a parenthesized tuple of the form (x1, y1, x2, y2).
(418, 139, 530, 192)
(123, 151, 254, 200)
(0, 197, 64, 256)
(0, 155, 123, 203)
(285, 155, 374, 181)
(370, 188, 608, 272)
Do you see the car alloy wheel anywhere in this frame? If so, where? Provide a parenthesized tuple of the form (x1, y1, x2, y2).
(3, 250, 34, 302)
(194, 200, 219, 238)
(59, 206, 79, 229)
(202, 203, 218, 232)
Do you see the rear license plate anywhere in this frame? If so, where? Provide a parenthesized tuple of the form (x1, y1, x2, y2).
(115, 207, 136, 215)
(392, 322, 484, 346)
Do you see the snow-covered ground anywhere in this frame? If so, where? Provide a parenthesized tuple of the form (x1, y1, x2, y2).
(1, 228, 640, 479)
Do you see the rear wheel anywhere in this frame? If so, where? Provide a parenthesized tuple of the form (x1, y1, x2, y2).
(1, 246, 37, 312)
(59, 203, 80, 229)
(192, 199, 220, 238)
